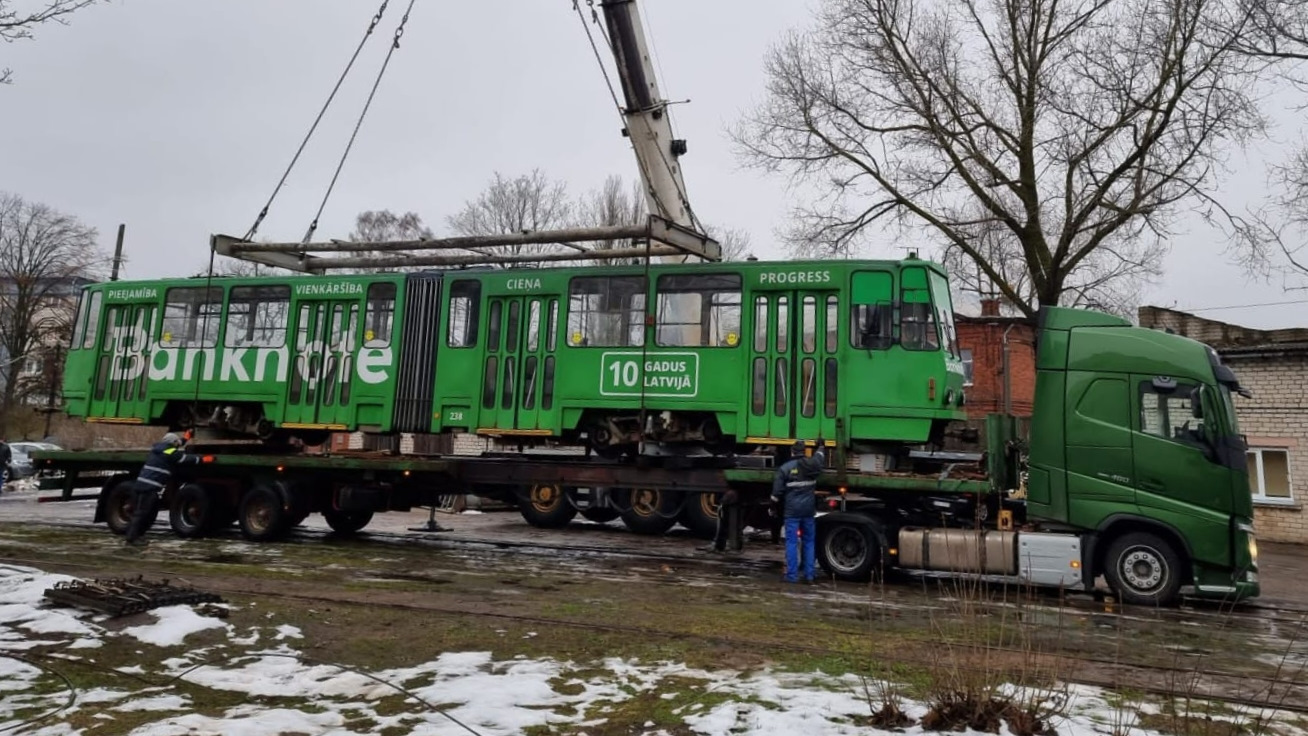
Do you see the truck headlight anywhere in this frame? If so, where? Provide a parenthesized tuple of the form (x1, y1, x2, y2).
(1249, 535, 1258, 565)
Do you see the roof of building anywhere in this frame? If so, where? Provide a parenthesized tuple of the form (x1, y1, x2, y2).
(1138, 305, 1308, 356)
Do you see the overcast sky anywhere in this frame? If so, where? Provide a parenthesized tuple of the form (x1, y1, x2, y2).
(4, 0, 1306, 328)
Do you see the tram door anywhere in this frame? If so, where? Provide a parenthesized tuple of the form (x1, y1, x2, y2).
(482, 296, 560, 432)
(285, 300, 359, 428)
(89, 303, 156, 420)
(747, 291, 840, 443)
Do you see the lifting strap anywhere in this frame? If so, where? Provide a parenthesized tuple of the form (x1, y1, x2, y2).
(242, 1, 394, 241)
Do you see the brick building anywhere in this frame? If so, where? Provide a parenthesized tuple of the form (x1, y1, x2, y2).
(1139, 306, 1308, 544)
(955, 299, 1037, 422)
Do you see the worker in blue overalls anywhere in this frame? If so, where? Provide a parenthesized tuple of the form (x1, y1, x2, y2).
(124, 432, 201, 547)
(771, 438, 825, 583)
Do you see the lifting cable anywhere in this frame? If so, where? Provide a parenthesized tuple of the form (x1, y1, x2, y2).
(243, 0, 394, 242)
(570, 0, 704, 235)
(302, 0, 418, 244)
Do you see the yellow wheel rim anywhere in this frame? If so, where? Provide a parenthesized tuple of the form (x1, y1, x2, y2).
(630, 489, 661, 517)
(530, 484, 563, 513)
(699, 493, 720, 520)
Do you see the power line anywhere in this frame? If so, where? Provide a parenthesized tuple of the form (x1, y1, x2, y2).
(1173, 299, 1308, 312)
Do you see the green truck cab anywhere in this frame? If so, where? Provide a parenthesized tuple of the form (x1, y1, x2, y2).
(1027, 307, 1259, 604)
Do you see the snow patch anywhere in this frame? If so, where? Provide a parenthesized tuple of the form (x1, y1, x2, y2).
(122, 605, 231, 647)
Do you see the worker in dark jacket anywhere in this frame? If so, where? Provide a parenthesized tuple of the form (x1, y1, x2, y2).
(124, 432, 200, 546)
(772, 438, 826, 583)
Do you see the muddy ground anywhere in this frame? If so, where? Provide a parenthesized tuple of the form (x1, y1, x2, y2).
(1, 485, 1307, 733)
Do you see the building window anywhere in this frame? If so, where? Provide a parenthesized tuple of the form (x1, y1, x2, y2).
(961, 349, 974, 386)
(1247, 448, 1293, 504)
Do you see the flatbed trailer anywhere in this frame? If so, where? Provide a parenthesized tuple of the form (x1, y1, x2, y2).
(31, 421, 1239, 608)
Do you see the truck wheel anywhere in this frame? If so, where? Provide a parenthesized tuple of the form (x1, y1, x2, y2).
(618, 488, 679, 535)
(238, 484, 290, 542)
(323, 508, 374, 535)
(818, 523, 880, 581)
(517, 484, 578, 528)
(1104, 532, 1184, 606)
(169, 483, 216, 538)
(103, 479, 138, 536)
(677, 493, 719, 539)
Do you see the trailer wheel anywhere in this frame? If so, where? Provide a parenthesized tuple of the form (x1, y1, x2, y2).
(818, 522, 880, 581)
(677, 493, 719, 539)
(169, 483, 217, 538)
(517, 484, 578, 528)
(323, 508, 374, 535)
(1104, 532, 1184, 606)
(103, 478, 140, 536)
(238, 484, 290, 542)
(618, 488, 679, 535)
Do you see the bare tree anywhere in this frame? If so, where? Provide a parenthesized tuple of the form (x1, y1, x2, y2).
(1227, 1, 1308, 284)
(579, 175, 647, 258)
(346, 210, 435, 272)
(445, 170, 573, 267)
(0, 193, 104, 428)
(2, 0, 105, 85)
(703, 225, 753, 262)
(736, 0, 1265, 317)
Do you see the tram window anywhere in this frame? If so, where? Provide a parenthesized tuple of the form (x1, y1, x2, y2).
(567, 276, 646, 347)
(80, 291, 103, 350)
(488, 301, 503, 352)
(160, 287, 222, 349)
(546, 300, 559, 351)
(801, 296, 817, 353)
(365, 283, 396, 348)
(851, 271, 893, 350)
(752, 357, 767, 416)
(482, 356, 498, 409)
(542, 356, 556, 410)
(901, 267, 939, 351)
(527, 300, 542, 351)
(506, 301, 521, 353)
(774, 358, 789, 416)
(753, 296, 767, 352)
(800, 358, 817, 417)
(226, 285, 290, 348)
(825, 358, 838, 418)
(928, 271, 960, 358)
(776, 297, 789, 353)
(826, 296, 838, 353)
(447, 281, 481, 348)
(655, 274, 742, 347)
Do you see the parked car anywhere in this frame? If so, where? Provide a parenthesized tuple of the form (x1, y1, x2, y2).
(8, 441, 63, 481)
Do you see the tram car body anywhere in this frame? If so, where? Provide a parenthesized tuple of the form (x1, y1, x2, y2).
(62, 258, 967, 453)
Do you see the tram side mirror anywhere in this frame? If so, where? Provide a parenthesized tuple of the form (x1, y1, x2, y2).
(1190, 386, 1204, 419)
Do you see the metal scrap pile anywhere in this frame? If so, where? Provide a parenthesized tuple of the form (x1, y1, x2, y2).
(43, 577, 226, 619)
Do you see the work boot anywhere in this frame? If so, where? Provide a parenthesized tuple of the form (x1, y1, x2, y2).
(124, 537, 148, 548)
(697, 545, 724, 554)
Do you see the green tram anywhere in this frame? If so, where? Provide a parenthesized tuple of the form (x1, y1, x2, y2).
(63, 258, 967, 454)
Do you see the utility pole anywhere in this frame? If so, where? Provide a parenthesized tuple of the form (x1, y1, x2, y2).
(110, 224, 126, 281)
(42, 345, 61, 440)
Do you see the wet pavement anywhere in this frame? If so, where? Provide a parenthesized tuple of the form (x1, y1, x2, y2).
(2, 481, 1305, 610)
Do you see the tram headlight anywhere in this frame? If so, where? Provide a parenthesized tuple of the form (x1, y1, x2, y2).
(1249, 534, 1258, 565)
